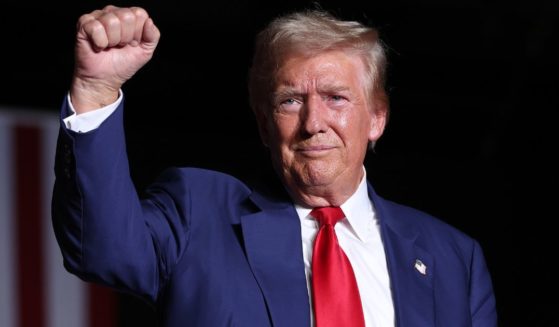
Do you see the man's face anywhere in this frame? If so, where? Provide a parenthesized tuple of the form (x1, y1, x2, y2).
(257, 50, 386, 205)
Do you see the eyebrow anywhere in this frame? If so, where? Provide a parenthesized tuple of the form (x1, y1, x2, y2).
(273, 88, 304, 99)
(273, 84, 351, 98)
(317, 85, 351, 94)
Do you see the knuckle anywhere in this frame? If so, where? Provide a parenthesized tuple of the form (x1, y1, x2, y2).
(102, 5, 119, 12)
(130, 7, 149, 20)
(100, 13, 121, 29)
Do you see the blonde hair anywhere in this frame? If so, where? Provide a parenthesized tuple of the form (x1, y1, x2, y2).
(248, 10, 388, 114)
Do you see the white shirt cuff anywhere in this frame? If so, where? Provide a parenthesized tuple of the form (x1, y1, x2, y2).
(63, 90, 123, 133)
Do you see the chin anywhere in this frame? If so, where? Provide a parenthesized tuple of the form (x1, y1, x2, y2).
(295, 165, 339, 188)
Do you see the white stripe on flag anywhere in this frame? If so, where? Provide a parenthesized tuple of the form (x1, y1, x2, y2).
(0, 117, 17, 327)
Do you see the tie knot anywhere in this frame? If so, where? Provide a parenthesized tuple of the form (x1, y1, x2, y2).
(310, 206, 345, 226)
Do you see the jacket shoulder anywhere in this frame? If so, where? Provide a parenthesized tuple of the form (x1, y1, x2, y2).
(374, 194, 477, 249)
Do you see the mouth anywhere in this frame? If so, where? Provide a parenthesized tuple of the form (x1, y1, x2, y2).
(295, 145, 336, 157)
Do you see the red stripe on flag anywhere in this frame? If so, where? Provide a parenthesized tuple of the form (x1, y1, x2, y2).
(15, 125, 45, 327)
(89, 284, 118, 327)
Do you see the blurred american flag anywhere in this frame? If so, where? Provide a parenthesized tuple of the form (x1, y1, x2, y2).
(0, 108, 118, 327)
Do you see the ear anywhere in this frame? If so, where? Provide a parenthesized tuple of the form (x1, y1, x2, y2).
(367, 97, 388, 142)
(254, 108, 271, 147)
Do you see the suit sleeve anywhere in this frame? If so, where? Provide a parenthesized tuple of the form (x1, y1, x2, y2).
(51, 98, 189, 304)
(469, 240, 498, 326)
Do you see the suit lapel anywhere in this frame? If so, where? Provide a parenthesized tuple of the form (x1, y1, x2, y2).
(240, 178, 437, 327)
(241, 193, 310, 327)
(369, 186, 436, 327)
(381, 227, 435, 327)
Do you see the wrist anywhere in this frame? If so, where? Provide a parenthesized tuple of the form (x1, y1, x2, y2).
(70, 77, 120, 114)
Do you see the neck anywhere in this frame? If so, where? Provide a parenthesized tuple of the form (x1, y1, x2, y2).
(285, 172, 363, 208)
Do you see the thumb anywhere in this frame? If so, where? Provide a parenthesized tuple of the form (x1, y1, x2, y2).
(141, 18, 161, 49)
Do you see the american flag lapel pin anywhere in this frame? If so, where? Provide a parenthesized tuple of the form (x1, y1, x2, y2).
(414, 259, 427, 275)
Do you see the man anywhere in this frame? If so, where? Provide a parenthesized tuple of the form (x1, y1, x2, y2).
(52, 5, 497, 327)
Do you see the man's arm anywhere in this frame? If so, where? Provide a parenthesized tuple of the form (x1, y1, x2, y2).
(53, 98, 161, 300)
(52, 6, 172, 303)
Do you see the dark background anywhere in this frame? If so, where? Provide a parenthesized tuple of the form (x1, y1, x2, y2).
(3, 0, 558, 326)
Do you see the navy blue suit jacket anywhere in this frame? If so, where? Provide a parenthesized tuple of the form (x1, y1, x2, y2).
(52, 99, 497, 326)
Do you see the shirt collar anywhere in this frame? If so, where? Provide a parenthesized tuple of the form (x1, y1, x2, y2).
(294, 167, 375, 243)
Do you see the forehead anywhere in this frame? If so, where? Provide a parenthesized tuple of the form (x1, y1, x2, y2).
(275, 50, 366, 89)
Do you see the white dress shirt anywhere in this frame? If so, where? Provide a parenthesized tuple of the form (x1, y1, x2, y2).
(65, 93, 395, 326)
(295, 172, 395, 327)
(63, 92, 121, 133)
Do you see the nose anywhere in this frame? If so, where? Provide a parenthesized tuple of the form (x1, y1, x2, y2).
(301, 95, 328, 135)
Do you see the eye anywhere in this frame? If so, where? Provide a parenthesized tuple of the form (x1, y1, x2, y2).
(282, 98, 297, 105)
(277, 97, 302, 113)
(326, 94, 349, 108)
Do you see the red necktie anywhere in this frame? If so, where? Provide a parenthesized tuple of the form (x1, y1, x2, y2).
(311, 206, 365, 327)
